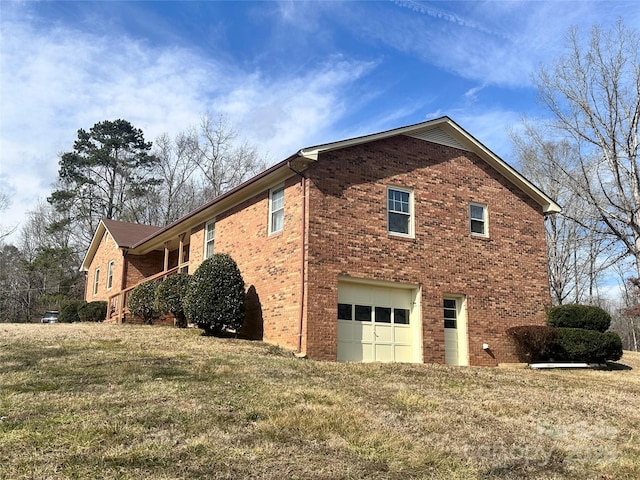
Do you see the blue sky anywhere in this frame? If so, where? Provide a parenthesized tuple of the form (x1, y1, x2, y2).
(0, 0, 638, 243)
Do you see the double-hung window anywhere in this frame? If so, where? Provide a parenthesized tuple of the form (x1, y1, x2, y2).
(269, 185, 285, 234)
(469, 203, 488, 237)
(106, 261, 114, 290)
(387, 187, 413, 236)
(205, 219, 215, 259)
(93, 268, 100, 296)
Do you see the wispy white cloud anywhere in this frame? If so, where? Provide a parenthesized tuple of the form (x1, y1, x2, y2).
(348, 0, 636, 88)
(0, 4, 373, 240)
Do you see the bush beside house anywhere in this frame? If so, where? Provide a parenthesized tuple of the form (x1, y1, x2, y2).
(184, 254, 246, 335)
(78, 301, 107, 322)
(154, 273, 190, 328)
(505, 325, 557, 363)
(547, 304, 611, 332)
(127, 281, 158, 324)
(508, 304, 623, 364)
(553, 328, 623, 363)
(59, 300, 86, 323)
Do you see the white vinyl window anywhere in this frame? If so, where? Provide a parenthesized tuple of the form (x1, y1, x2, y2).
(106, 261, 114, 290)
(469, 203, 488, 237)
(387, 187, 413, 237)
(269, 185, 285, 234)
(205, 219, 215, 259)
(93, 268, 100, 296)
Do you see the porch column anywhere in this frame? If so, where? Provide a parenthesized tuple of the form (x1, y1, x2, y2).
(117, 249, 128, 324)
(178, 233, 185, 267)
(163, 241, 170, 272)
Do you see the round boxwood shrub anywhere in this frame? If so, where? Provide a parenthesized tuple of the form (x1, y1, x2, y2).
(59, 300, 85, 323)
(127, 281, 158, 324)
(552, 328, 623, 363)
(184, 253, 245, 335)
(547, 304, 611, 332)
(506, 325, 557, 362)
(154, 273, 190, 328)
(78, 301, 107, 322)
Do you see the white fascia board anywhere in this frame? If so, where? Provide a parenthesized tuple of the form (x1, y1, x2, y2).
(79, 221, 107, 272)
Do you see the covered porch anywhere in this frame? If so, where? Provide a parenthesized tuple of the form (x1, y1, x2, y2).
(107, 232, 191, 323)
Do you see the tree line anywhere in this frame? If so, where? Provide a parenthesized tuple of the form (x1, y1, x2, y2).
(0, 21, 638, 350)
(0, 114, 266, 323)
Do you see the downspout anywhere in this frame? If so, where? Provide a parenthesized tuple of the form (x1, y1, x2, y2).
(118, 248, 129, 323)
(288, 159, 308, 355)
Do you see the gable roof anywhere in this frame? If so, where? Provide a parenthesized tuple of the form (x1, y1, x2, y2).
(298, 116, 561, 214)
(80, 219, 162, 271)
(80, 116, 561, 268)
(101, 218, 163, 247)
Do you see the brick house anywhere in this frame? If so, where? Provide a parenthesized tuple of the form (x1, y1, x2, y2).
(80, 117, 560, 366)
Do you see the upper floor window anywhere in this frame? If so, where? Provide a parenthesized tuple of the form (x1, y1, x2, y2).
(387, 187, 413, 237)
(93, 268, 100, 296)
(470, 203, 488, 237)
(106, 261, 114, 290)
(205, 219, 215, 259)
(269, 185, 285, 234)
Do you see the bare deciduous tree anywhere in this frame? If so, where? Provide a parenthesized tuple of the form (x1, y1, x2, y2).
(534, 20, 640, 276)
(511, 123, 619, 304)
(192, 113, 267, 200)
(0, 191, 17, 242)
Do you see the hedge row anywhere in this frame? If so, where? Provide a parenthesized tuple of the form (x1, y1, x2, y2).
(127, 254, 245, 334)
(58, 300, 107, 323)
(507, 304, 623, 363)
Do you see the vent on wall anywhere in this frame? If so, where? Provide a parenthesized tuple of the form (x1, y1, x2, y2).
(406, 127, 469, 151)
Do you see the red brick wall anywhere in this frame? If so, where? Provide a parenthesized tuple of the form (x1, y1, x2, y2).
(125, 251, 164, 286)
(188, 175, 305, 350)
(84, 231, 123, 303)
(303, 135, 551, 365)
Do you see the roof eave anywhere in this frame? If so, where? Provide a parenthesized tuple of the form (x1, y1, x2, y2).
(299, 116, 561, 214)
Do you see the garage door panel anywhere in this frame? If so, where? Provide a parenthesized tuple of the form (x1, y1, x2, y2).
(374, 344, 394, 362)
(354, 322, 374, 339)
(394, 345, 412, 360)
(338, 281, 418, 363)
(374, 324, 393, 343)
(337, 320, 353, 341)
(393, 325, 412, 344)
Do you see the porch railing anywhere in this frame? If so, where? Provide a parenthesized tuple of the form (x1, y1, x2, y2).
(106, 262, 189, 323)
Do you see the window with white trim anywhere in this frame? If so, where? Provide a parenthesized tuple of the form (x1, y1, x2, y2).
(387, 187, 413, 236)
(106, 261, 114, 290)
(205, 219, 215, 259)
(469, 203, 488, 237)
(93, 268, 100, 296)
(269, 185, 285, 234)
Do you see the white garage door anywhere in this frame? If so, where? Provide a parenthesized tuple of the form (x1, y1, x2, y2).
(337, 281, 420, 363)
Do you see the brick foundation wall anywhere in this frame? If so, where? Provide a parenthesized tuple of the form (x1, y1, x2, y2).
(303, 135, 551, 365)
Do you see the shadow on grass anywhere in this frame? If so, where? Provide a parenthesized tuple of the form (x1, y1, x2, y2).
(603, 361, 632, 371)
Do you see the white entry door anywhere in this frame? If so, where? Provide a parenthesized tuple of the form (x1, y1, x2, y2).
(337, 281, 420, 363)
(443, 297, 469, 366)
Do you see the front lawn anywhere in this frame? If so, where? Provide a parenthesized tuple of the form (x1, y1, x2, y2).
(1, 323, 638, 479)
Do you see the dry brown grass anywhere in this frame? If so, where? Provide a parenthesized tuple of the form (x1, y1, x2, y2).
(1, 323, 639, 479)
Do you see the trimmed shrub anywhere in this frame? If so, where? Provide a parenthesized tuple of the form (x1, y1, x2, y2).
(552, 328, 623, 363)
(59, 300, 85, 323)
(78, 301, 107, 322)
(154, 273, 190, 328)
(184, 254, 245, 335)
(127, 281, 158, 325)
(547, 304, 611, 332)
(506, 325, 557, 362)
